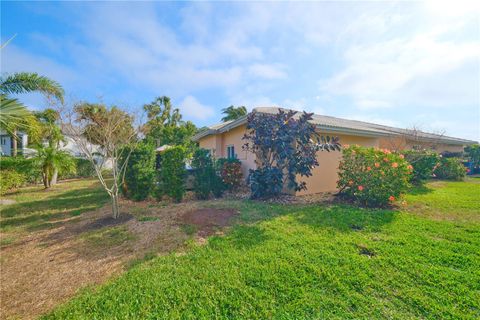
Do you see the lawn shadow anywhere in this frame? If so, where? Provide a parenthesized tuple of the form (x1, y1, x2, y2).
(1, 184, 109, 231)
(294, 204, 396, 233)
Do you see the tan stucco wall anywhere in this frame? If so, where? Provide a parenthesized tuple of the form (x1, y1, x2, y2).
(198, 124, 256, 179)
(296, 134, 380, 196)
(379, 137, 465, 153)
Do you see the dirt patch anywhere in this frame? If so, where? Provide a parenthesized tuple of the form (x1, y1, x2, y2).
(73, 213, 134, 234)
(179, 208, 239, 237)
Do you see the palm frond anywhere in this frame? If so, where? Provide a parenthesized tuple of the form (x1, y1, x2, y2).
(0, 95, 32, 129)
(0, 72, 64, 102)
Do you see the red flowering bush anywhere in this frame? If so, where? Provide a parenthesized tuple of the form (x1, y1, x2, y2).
(220, 159, 243, 190)
(337, 145, 411, 206)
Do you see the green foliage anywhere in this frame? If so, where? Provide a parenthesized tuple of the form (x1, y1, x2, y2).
(244, 109, 340, 198)
(464, 144, 480, 167)
(157, 146, 187, 202)
(0, 156, 41, 183)
(338, 146, 411, 206)
(249, 167, 284, 199)
(74, 159, 96, 178)
(34, 146, 76, 188)
(0, 72, 64, 102)
(142, 96, 197, 150)
(44, 180, 480, 320)
(191, 148, 224, 199)
(221, 105, 247, 122)
(434, 157, 466, 181)
(402, 150, 440, 183)
(0, 170, 26, 195)
(219, 158, 243, 190)
(120, 143, 156, 201)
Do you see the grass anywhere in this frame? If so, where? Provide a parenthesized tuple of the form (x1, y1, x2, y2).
(81, 226, 135, 248)
(0, 178, 109, 233)
(44, 179, 480, 319)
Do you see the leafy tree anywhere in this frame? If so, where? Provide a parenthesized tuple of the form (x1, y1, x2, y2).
(221, 105, 247, 122)
(243, 109, 340, 198)
(61, 102, 138, 219)
(465, 144, 480, 167)
(142, 96, 197, 149)
(157, 146, 187, 202)
(0, 72, 64, 156)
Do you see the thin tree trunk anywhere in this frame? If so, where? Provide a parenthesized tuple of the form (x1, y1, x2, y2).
(12, 128, 17, 157)
(43, 169, 49, 188)
(51, 168, 58, 186)
(111, 193, 120, 219)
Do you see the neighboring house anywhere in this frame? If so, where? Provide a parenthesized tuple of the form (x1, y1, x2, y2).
(0, 130, 28, 156)
(193, 107, 477, 195)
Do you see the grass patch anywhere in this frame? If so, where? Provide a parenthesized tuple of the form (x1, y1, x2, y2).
(45, 180, 480, 319)
(181, 224, 197, 235)
(81, 226, 135, 248)
(137, 216, 160, 222)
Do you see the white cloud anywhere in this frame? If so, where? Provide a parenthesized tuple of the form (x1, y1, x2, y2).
(248, 63, 287, 80)
(179, 95, 215, 120)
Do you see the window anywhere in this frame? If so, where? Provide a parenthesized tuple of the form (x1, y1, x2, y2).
(1, 137, 6, 145)
(227, 145, 235, 159)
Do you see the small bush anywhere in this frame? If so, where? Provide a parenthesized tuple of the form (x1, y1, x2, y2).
(434, 157, 466, 181)
(121, 143, 156, 201)
(157, 146, 187, 202)
(0, 170, 26, 195)
(249, 167, 284, 199)
(59, 158, 96, 179)
(191, 149, 224, 199)
(402, 150, 440, 183)
(337, 146, 411, 206)
(219, 158, 243, 190)
(0, 157, 41, 183)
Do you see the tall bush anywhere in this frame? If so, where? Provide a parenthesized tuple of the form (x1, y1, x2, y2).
(402, 150, 440, 183)
(243, 109, 340, 199)
(0, 157, 41, 183)
(120, 143, 156, 201)
(337, 146, 412, 206)
(191, 148, 224, 199)
(434, 157, 466, 181)
(157, 146, 187, 202)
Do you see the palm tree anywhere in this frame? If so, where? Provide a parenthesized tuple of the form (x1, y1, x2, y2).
(0, 72, 64, 156)
(221, 105, 247, 122)
(34, 146, 75, 189)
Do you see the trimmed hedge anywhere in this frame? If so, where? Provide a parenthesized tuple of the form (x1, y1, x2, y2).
(0, 170, 26, 195)
(0, 157, 41, 183)
(157, 146, 187, 202)
(121, 143, 156, 201)
(338, 146, 411, 206)
(434, 157, 466, 181)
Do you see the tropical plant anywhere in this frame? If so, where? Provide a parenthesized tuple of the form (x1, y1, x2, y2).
(142, 96, 197, 150)
(434, 157, 466, 181)
(33, 146, 76, 188)
(221, 105, 247, 122)
(337, 146, 412, 206)
(0, 72, 64, 156)
(157, 146, 187, 202)
(243, 109, 341, 199)
(0, 170, 26, 195)
(120, 142, 156, 201)
(219, 158, 243, 190)
(191, 148, 225, 199)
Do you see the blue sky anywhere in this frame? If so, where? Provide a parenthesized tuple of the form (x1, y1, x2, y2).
(1, 1, 479, 140)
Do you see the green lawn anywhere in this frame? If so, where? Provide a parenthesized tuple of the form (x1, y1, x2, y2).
(42, 179, 479, 319)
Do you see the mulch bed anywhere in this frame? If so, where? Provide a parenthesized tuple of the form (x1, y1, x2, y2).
(179, 208, 239, 237)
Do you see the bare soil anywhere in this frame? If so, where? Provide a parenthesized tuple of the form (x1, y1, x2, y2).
(0, 200, 238, 320)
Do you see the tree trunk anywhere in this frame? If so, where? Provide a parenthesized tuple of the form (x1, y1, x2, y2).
(111, 193, 120, 219)
(12, 128, 17, 157)
(51, 169, 58, 186)
(43, 170, 50, 188)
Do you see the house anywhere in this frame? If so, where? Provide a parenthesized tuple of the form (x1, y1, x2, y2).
(0, 130, 29, 156)
(192, 107, 477, 195)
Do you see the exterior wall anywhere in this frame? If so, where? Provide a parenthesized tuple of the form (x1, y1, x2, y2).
(197, 124, 256, 179)
(296, 133, 380, 196)
(379, 137, 464, 153)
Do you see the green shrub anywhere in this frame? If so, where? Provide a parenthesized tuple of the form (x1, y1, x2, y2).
(0, 157, 41, 183)
(157, 146, 187, 202)
(191, 149, 224, 199)
(434, 157, 466, 181)
(121, 143, 156, 201)
(59, 158, 96, 179)
(220, 159, 243, 190)
(402, 150, 440, 183)
(0, 170, 26, 195)
(249, 167, 283, 199)
(337, 146, 411, 206)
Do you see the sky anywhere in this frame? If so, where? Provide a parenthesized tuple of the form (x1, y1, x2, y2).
(1, 1, 479, 141)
